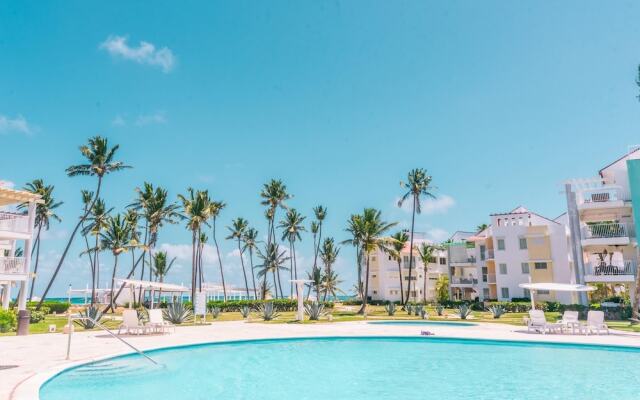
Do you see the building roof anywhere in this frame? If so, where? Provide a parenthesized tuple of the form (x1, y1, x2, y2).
(490, 206, 560, 225)
(598, 147, 640, 177)
(0, 187, 43, 207)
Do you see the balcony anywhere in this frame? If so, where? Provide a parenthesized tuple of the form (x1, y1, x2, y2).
(581, 222, 633, 246)
(487, 274, 496, 284)
(486, 249, 495, 260)
(450, 256, 476, 265)
(578, 186, 630, 211)
(450, 277, 478, 286)
(0, 256, 27, 278)
(0, 212, 30, 237)
(584, 260, 637, 283)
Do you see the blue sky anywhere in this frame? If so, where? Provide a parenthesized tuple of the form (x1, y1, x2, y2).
(2, 1, 640, 296)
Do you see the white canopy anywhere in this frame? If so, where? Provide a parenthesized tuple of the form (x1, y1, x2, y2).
(518, 283, 596, 292)
(115, 278, 190, 292)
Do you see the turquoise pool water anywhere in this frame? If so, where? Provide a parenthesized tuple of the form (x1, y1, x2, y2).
(369, 320, 477, 326)
(40, 337, 640, 400)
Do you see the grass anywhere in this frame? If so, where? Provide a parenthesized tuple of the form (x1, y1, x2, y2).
(3, 305, 639, 334)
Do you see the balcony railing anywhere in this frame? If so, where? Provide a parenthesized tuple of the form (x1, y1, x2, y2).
(0, 257, 27, 274)
(585, 260, 637, 276)
(486, 249, 495, 259)
(450, 256, 476, 264)
(579, 187, 627, 205)
(582, 222, 631, 239)
(0, 212, 30, 235)
(487, 274, 496, 283)
(451, 277, 478, 285)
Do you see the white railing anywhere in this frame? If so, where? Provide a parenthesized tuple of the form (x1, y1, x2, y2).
(451, 277, 478, 285)
(585, 260, 637, 276)
(0, 212, 30, 234)
(582, 222, 632, 239)
(450, 256, 476, 264)
(486, 249, 495, 259)
(579, 187, 628, 205)
(0, 257, 27, 274)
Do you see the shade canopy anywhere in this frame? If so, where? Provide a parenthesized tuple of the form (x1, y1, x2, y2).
(115, 278, 190, 292)
(518, 282, 596, 292)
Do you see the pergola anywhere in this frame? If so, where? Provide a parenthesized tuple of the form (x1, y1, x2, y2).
(115, 278, 190, 308)
(518, 282, 596, 309)
(67, 285, 111, 304)
(201, 282, 257, 301)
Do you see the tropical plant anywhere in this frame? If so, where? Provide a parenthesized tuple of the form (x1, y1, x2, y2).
(406, 304, 413, 315)
(227, 217, 251, 297)
(417, 242, 440, 303)
(413, 304, 424, 317)
(278, 208, 306, 297)
(209, 306, 221, 319)
(397, 168, 435, 305)
(18, 179, 63, 302)
(419, 308, 429, 319)
(342, 208, 396, 314)
(476, 223, 488, 233)
(435, 275, 450, 303)
(260, 179, 291, 293)
(458, 304, 472, 320)
(304, 301, 325, 320)
(319, 237, 340, 301)
(487, 305, 506, 319)
(384, 302, 397, 316)
(436, 304, 445, 316)
(208, 200, 227, 301)
(98, 214, 135, 312)
(163, 302, 193, 324)
(343, 214, 364, 300)
(255, 243, 289, 299)
(82, 198, 112, 303)
(389, 231, 409, 304)
(38, 136, 130, 310)
(242, 227, 260, 299)
(75, 306, 104, 329)
(151, 251, 176, 299)
(240, 305, 251, 319)
(178, 188, 211, 302)
(0, 309, 17, 332)
(307, 266, 323, 302)
(29, 310, 46, 323)
(257, 302, 279, 321)
(322, 269, 344, 301)
(311, 205, 327, 283)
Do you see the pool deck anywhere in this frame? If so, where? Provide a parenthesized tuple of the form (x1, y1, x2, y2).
(4, 320, 640, 400)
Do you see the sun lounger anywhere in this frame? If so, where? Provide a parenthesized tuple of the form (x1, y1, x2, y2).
(118, 309, 148, 335)
(147, 309, 175, 334)
(558, 311, 580, 334)
(583, 310, 609, 335)
(527, 309, 562, 334)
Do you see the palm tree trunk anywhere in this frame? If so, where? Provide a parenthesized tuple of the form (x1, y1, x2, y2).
(104, 250, 145, 313)
(272, 270, 279, 299)
(288, 241, 294, 297)
(397, 259, 404, 304)
(109, 255, 119, 313)
(292, 242, 298, 297)
(138, 224, 149, 304)
(358, 253, 370, 314)
(94, 233, 100, 294)
(191, 230, 197, 304)
(81, 228, 96, 305)
(423, 266, 428, 304)
(212, 217, 227, 302)
(238, 240, 250, 298)
(28, 227, 42, 301)
(249, 249, 258, 299)
(405, 195, 417, 305)
(37, 177, 102, 310)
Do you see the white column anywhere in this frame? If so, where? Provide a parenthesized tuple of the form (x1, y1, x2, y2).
(18, 201, 36, 311)
(1, 284, 10, 309)
(296, 281, 305, 321)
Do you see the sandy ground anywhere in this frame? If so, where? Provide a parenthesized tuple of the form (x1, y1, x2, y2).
(3, 320, 640, 400)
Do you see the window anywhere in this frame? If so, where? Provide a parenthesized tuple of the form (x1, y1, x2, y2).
(403, 255, 409, 263)
(519, 238, 527, 249)
(501, 287, 510, 299)
(523, 289, 531, 298)
(480, 245, 486, 261)
(499, 263, 507, 275)
(497, 239, 505, 250)
(404, 276, 417, 281)
(428, 256, 436, 263)
(521, 262, 530, 274)
(483, 288, 490, 298)
(482, 266, 488, 282)
(439, 257, 446, 265)
(538, 290, 550, 295)
(388, 255, 392, 261)
(534, 262, 547, 270)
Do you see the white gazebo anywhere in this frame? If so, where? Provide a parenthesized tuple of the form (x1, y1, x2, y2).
(518, 282, 596, 309)
(115, 278, 190, 308)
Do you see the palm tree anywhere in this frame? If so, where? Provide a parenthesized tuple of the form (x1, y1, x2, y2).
(98, 214, 134, 312)
(344, 209, 396, 314)
(197, 232, 208, 291)
(278, 208, 306, 297)
(397, 168, 435, 305)
(255, 243, 289, 299)
(178, 188, 211, 302)
(151, 251, 176, 302)
(79, 190, 96, 302)
(260, 179, 291, 292)
(38, 136, 130, 309)
(389, 231, 409, 304)
(343, 214, 365, 300)
(18, 180, 63, 301)
(242, 227, 260, 299)
(226, 218, 250, 297)
(476, 223, 488, 233)
(311, 206, 327, 276)
(319, 237, 339, 301)
(82, 199, 112, 302)
(306, 265, 323, 301)
(322, 270, 344, 301)
(208, 200, 227, 301)
(417, 242, 440, 304)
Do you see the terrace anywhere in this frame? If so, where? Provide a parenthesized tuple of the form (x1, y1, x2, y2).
(581, 222, 633, 246)
(0, 211, 30, 238)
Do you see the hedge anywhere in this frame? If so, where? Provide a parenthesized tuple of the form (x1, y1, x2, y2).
(26, 301, 70, 314)
(205, 299, 335, 312)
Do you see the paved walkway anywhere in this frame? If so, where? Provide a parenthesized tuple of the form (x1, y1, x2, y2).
(3, 320, 640, 400)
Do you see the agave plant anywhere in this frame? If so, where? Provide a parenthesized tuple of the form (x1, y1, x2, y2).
(304, 301, 326, 321)
(163, 302, 193, 324)
(384, 302, 397, 316)
(458, 304, 472, 320)
(413, 304, 424, 317)
(435, 304, 445, 316)
(258, 302, 280, 321)
(487, 305, 505, 319)
(209, 306, 221, 319)
(419, 308, 429, 320)
(75, 306, 104, 329)
(240, 305, 251, 319)
(406, 304, 413, 315)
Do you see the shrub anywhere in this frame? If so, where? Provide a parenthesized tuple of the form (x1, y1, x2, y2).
(0, 309, 17, 332)
(406, 304, 413, 315)
(29, 311, 46, 323)
(413, 305, 424, 317)
(257, 302, 279, 321)
(384, 302, 397, 316)
(458, 304, 472, 320)
(487, 305, 505, 319)
(163, 303, 193, 324)
(435, 304, 444, 316)
(74, 306, 104, 329)
(209, 306, 221, 319)
(205, 299, 331, 313)
(27, 301, 70, 314)
(304, 301, 326, 321)
(240, 305, 251, 318)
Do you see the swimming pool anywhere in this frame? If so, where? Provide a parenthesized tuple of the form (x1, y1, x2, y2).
(368, 320, 477, 326)
(40, 337, 640, 400)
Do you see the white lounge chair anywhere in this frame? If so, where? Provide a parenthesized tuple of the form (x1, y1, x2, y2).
(558, 310, 580, 334)
(118, 309, 148, 335)
(526, 310, 562, 334)
(147, 309, 175, 334)
(583, 310, 609, 335)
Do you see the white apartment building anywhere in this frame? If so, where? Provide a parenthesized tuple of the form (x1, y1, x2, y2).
(366, 234, 448, 303)
(0, 186, 41, 335)
(564, 149, 640, 304)
(446, 231, 479, 301)
(469, 207, 575, 303)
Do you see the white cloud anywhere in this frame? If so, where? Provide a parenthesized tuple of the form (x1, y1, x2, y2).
(0, 180, 15, 188)
(135, 111, 167, 126)
(158, 242, 219, 265)
(100, 35, 176, 73)
(396, 194, 455, 215)
(111, 115, 126, 127)
(426, 228, 450, 242)
(0, 114, 32, 135)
